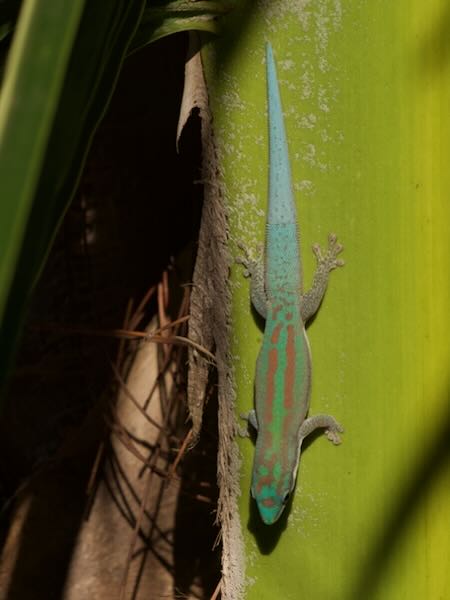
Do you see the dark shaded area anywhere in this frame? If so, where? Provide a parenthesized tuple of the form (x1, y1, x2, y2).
(1, 452, 102, 600)
(0, 31, 214, 598)
(348, 388, 450, 600)
(0, 0, 21, 54)
(0, 30, 198, 489)
(418, 2, 450, 74)
(174, 368, 221, 597)
(247, 491, 288, 553)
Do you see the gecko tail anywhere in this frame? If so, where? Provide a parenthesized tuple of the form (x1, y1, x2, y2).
(266, 43, 296, 226)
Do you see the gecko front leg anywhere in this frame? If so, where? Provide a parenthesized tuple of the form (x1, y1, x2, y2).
(236, 242, 267, 319)
(300, 233, 344, 323)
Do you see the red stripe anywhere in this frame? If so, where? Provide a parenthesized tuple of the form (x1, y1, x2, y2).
(271, 323, 282, 345)
(271, 304, 282, 320)
(255, 455, 276, 494)
(265, 347, 278, 427)
(284, 324, 295, 410)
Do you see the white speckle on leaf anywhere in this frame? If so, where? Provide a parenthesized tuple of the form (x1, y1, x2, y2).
(318, 87, 330, 112)
(303, 143, 317, 165)
(280, 58, 295, 71)
(295, 179, 315, 195)
(298, 113, 317, 129)
(320, 129, 331, 142)
(300, 70, 313, 100)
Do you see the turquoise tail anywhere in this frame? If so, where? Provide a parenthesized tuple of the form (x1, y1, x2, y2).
(266, 42, 296, 226)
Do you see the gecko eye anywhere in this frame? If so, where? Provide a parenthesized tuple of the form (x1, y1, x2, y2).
(282, 491, 290, 505)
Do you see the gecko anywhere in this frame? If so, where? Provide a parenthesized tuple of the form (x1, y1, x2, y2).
(237, 43, 344, 525)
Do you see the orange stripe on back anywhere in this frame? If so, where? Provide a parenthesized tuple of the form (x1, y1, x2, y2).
(284, 324, 295, 410)
(265, 347, 278, 426)
(271, 323, 282, 345)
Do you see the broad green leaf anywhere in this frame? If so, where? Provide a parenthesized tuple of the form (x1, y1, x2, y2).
(203, 1, 450, 598)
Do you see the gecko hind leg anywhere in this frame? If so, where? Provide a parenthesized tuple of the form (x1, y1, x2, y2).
(298, 414, 344, 445)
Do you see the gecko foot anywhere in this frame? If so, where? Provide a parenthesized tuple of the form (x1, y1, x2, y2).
(324, 420, 344, 445)
(235, 241, 253, 277)
(238, 425, 250, 438)
(299, 414, 344, 445)
(235, 241, 263, 278)
(238, 409, 258, 437)
(312, 233, 345, 272)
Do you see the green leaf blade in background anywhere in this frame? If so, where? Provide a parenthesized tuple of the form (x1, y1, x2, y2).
(204, 0, 449, 598)
(130, 0, 229, 51)
(0, 0, 85, 337)
(0, 0, 146, 388)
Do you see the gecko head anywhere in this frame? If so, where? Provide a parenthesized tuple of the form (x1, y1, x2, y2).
(251, 470, 294, 525)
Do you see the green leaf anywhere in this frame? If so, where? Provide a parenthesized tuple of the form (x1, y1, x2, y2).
(130, 0, 231, 50)
(204, 1, 450, 598)
(0, 0, 86, 339)
(0, 0, 145, 387)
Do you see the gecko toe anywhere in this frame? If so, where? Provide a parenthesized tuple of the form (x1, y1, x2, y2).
(312, 243, 322, 260)
(326, 431, 342, 445)
(328, 233, 338, 244)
